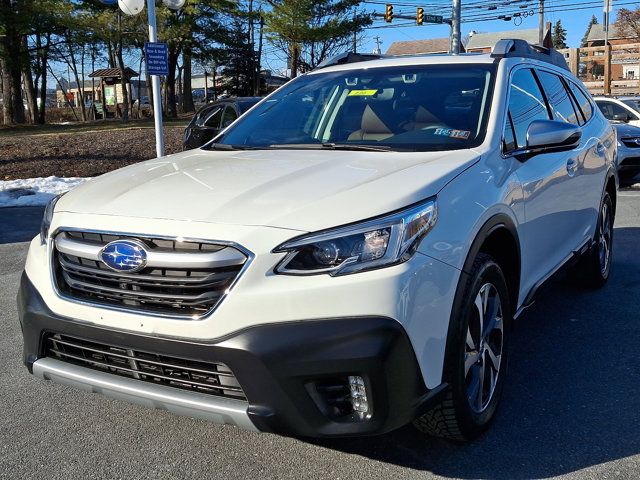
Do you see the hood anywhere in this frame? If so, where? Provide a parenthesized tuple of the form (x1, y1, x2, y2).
(57, 148, 479, 232)
(612, 122, 640, 138)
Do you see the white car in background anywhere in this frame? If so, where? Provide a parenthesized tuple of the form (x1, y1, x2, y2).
(19, 40, 617, 442)
(594, 96, 640, 127)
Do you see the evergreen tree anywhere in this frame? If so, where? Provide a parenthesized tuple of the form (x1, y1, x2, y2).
(220, 18, 255, 97)
(581, 15, 598, 47)
(265, 0, 371, 78)
(552, 20, 568, 49)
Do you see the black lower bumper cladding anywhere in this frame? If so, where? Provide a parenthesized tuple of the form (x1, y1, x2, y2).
(18, 273, 445, 437)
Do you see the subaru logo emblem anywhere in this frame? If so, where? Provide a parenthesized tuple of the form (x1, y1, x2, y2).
(100, 239, 148, 272)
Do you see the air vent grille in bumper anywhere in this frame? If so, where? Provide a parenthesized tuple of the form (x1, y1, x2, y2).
(52, 230, 250, 318)
(45, 333, 247, 400)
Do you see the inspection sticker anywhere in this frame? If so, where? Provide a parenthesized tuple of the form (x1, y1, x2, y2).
(348, 89, 378, 96)
(434, 128, 471, 139)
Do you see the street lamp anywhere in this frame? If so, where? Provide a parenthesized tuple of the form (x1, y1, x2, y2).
(118, 0, 185, 157)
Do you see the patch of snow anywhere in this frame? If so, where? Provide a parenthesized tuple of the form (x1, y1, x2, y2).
(0, 176, 88, 207)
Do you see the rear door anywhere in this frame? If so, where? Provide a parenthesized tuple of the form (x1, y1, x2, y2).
(221, 105, 240, 130)
(505, 67, 585, 291)
(201, 104, 225, 139)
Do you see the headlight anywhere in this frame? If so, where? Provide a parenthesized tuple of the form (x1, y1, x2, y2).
(40, 194, 63, 245)
(273, 198, 437, 276)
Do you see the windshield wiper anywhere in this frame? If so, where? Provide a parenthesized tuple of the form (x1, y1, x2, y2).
(321, 143, 392, 152)
(207, 143, 264, 151)
(267, 143, 392, 152)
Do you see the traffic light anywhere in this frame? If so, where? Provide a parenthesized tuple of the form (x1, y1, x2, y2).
(417, 7, 424, 25)
(384, 3, 393, 23)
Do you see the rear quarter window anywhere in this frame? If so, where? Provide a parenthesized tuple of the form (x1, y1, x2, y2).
(567, 82, 593, 122)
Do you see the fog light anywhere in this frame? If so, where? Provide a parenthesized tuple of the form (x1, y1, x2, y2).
(348, 375, 371, 419)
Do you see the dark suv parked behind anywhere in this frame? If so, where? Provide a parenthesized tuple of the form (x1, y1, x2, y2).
(184, 97, 261, 150)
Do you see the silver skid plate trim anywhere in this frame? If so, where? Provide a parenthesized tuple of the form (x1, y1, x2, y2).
(33, 357, 259, 432)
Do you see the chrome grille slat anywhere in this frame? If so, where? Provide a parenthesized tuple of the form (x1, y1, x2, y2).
(56, 233, 247, 269)
(45, 334, 246, 400)
(52, 230, 250, 317)
(58, 255, 237, 286)
(61, 272, 222, 303)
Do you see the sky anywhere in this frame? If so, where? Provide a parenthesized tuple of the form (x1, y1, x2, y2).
(257, 0, 620, 76)
(356, 1, 611, 56)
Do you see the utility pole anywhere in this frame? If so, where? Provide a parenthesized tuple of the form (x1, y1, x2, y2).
(373, 36, 383, 55)
(538, 0, 545, 44)
(603, 0, 611, 46)
(450, 0, 461, 54)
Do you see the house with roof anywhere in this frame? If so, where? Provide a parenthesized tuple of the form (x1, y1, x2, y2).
(465, 28, 539, 53)
(386, 38, 453, 56)
(585, 23, 640, 80)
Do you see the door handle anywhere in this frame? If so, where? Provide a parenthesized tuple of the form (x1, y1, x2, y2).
(566, 158, 579, 177)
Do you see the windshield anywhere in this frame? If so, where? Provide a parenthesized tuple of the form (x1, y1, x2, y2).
(208, 64, 496, 152)
(622, 99, 640, 113)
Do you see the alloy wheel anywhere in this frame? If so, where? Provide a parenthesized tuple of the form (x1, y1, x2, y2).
(598, 202, 612, 275)
(465, 283, 504, 414)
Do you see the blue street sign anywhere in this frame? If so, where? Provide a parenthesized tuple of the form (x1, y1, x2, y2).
(145, 42, 169, 76)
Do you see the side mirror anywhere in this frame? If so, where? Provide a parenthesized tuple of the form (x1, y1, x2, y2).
(525, 119, 582, 154)
(612, 113, 630, 123)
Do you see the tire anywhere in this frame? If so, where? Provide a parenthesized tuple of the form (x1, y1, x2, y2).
(574, 193, 614, 288)
(414, 253, 512, 441)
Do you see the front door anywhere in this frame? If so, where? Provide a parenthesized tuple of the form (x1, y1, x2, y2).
(504, 67, 584, 293)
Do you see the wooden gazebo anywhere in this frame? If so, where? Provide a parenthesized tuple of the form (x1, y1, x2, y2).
(89, 67, 138, 118)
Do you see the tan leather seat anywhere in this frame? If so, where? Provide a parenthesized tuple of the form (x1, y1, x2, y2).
(403, 105, 444, 131)
(347, 105, 394, 141)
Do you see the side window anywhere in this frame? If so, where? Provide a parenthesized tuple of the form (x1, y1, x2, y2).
(568, 82, 593, 122)
(503, 111, 517, 152)
(507, 68, 551, 149)
(222, 106, 239, 128)
(203, 107, 223, 128)
(536, 70, 580, 125)
(597, 101, 634, 121)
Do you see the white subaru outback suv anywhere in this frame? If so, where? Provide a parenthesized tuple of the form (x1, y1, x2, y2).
(19, 40, 617, 441)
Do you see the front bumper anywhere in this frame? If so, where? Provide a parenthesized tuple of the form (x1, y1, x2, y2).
(617, 144, 640, 179)
(19, 273, 446, 438)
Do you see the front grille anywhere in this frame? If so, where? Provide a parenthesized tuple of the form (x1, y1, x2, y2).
(621, 138, 640, 149)
(45, 333, 246, 400)
(52, 230, 250, 318)
(620, 156, 640, 167)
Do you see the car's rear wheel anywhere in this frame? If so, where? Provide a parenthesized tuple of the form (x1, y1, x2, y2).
(574, 193, 614, 288)
(414, 253, 511, 441)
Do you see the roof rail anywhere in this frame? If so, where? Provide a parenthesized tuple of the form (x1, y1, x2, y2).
(491, 39, 569, 71)
(315, 52, 383, 70)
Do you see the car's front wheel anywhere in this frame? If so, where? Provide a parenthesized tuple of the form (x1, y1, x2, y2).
(414, 253, 511, 441)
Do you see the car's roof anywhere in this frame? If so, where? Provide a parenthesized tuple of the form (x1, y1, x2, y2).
(308, 53, 495, 75)
(594, 96, 640, 101)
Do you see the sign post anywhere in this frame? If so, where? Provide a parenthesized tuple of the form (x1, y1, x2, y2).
(118, 0, 184, 157)
(145, 2, 165, 157)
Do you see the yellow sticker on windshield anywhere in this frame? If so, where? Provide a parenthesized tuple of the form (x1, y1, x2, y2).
(348, 89, 378, 96)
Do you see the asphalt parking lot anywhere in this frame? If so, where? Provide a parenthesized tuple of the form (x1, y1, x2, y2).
(1, 191, 639, 480)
